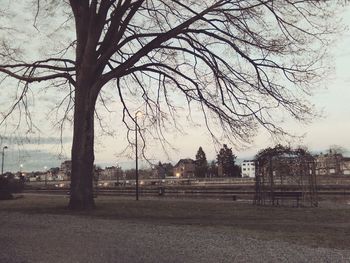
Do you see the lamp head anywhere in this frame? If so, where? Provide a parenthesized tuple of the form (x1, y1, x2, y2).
(135, 110, 143, 118)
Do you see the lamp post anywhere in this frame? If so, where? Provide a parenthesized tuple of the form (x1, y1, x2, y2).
(19, 164, 24, 180)
(1, 146, 8, 175)
(44, 166, 48, 187)
(135, 110, 143, 201)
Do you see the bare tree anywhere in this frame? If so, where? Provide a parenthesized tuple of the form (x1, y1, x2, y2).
(0, 0, 338, 209)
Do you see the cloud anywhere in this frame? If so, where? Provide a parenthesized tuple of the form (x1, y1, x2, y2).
(0, 135, 71, 146)
(2, 149, 68, 172)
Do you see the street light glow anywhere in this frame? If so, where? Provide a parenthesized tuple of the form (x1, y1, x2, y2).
(135, 110, 143, 118)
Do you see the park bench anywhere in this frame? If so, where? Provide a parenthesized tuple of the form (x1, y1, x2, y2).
(271, 191, 303, 207)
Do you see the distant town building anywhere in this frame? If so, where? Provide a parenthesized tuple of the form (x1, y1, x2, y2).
(315, 152, 350, 176)
(57, 160, 72, 180)
(100, 166, 123, 180)
(154, 162, 173, 178)
(241, 160, 256, 178)
(341, 157, 350, 175)
(173, 159, 195, 178)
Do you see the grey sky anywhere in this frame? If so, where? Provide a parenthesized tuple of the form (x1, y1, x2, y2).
(0, 3, 349, 172)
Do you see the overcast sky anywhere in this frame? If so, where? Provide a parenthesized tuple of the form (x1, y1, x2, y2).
(1, 4, 349, 172)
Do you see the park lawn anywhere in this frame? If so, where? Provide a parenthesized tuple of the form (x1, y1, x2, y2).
(1, 195, 350, 250)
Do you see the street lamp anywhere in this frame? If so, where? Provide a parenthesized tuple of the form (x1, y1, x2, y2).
(135, 110, 143, 201)
(44, 166, 48, 187)
(1, 146, 8, 175)
(19, 164, 25, 180)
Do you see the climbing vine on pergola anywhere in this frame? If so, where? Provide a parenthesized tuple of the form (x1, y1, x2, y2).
(254, 145, 318, 207)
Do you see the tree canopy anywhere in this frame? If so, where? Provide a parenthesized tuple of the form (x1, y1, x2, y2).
(0, 0, 338, 209)
(217, 144, 237, 177)
(0, 1, 336, 142)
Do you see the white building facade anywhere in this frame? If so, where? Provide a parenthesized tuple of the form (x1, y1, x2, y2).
(241, 160, 256, 178)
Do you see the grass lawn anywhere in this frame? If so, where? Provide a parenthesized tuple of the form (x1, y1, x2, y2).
(1, 195, 350, 250)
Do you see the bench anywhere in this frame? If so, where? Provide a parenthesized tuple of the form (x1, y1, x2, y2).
(271, 191, 302, 207)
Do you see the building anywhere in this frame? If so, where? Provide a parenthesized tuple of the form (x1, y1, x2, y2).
(154, 162, 173, 178)
(341, 157, 350, 175)
(57, 160, 72, 180)
(315, 152, 350, 176)
(241, 160, 256, 178)
(173, 159, 195, 178)
(100, 166, 123, 180)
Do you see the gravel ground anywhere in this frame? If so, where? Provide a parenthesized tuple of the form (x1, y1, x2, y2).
(0, 211, 349, 263)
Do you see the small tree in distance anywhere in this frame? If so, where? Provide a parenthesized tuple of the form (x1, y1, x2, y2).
(217, 144, 238, 177)
(195, 146, 208, 178)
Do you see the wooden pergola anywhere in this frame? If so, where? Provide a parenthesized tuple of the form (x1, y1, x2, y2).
(254, 145, 318, 207)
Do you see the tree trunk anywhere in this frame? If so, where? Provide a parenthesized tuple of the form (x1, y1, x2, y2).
(68, 81, 97, 210)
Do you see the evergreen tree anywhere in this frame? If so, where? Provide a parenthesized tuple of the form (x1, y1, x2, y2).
(208, 161, 218, 178)
(217, 144, 237, 177)
(195, 147, 208, 177)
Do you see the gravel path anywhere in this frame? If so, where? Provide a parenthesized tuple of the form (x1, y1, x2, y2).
(0, 211, 349, 263)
